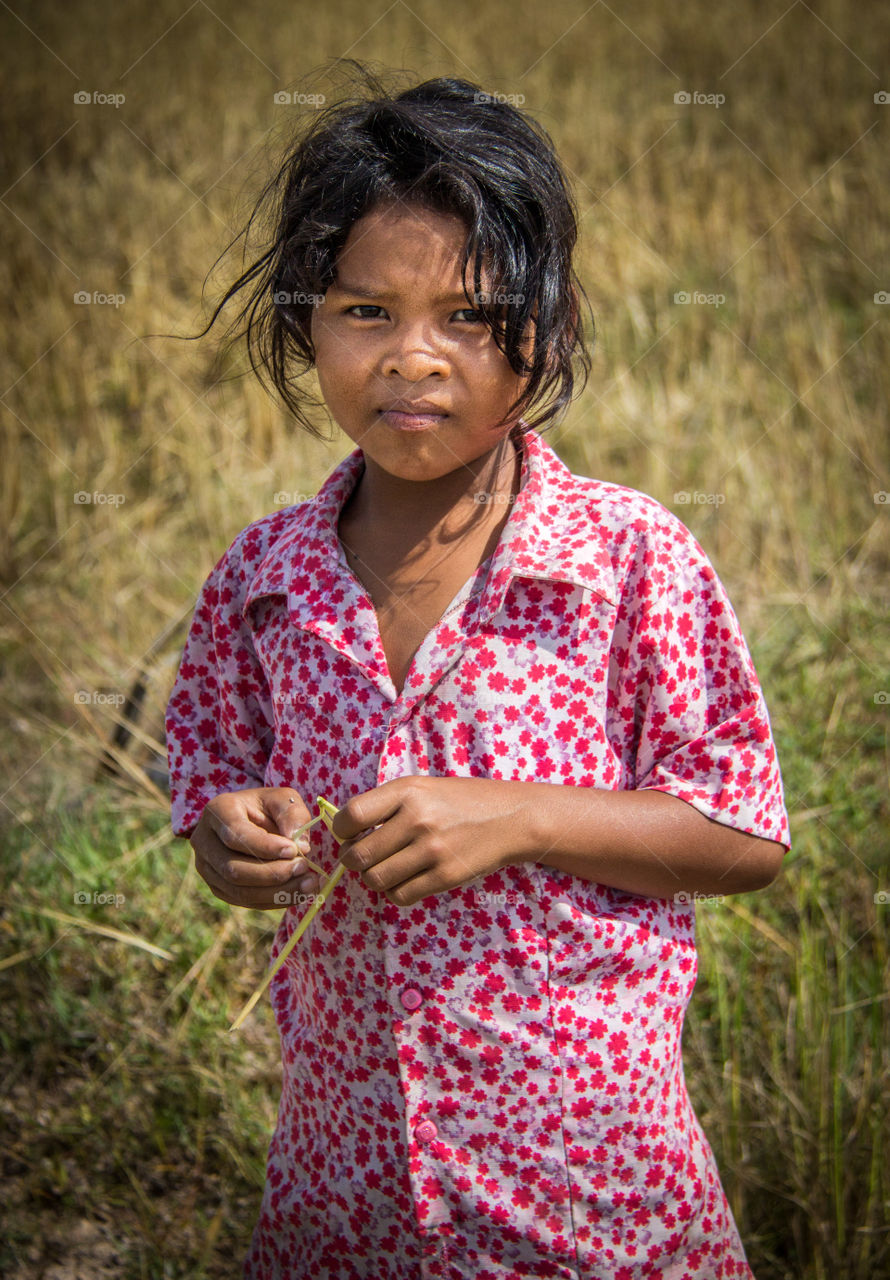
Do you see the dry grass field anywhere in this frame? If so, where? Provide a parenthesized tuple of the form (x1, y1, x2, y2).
(1, 1, 888, 1276)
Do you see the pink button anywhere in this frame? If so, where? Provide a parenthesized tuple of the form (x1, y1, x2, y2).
(415, 1119, 438, 1143)
(400, 987, 422, 1011)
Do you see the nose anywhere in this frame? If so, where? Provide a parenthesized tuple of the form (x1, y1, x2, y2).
(383, 322, 450, 381)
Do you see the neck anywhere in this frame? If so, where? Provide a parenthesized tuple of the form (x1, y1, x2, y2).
(343, 434, 521, 551)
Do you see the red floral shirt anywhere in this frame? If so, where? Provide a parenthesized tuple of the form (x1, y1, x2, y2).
(166, 427, 789, 1279)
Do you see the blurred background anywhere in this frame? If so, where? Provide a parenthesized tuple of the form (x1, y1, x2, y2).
(1, 1, 888, 1276)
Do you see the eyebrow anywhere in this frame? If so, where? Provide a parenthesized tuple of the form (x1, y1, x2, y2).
(332, 280, 475, 303)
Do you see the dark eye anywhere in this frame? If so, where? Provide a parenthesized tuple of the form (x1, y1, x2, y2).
(454, 308, 486, 323)
(346, 305, 384, 318)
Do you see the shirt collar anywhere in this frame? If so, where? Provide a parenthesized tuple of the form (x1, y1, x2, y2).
(477, 425, 618, 617)
(243, 426, 618, 622)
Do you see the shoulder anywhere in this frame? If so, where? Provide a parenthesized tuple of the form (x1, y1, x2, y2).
(197, 500, 315, 612)
(555, 468, 718, 603)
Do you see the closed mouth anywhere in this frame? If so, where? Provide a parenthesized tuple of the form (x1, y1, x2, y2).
(380, 403, 448, 416)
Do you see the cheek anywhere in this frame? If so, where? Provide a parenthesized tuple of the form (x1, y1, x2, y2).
(480, 361, 527, 414)
(311, 355, 336, 409)
(472, 337, 526, 392)
(313, 326, 357, 397)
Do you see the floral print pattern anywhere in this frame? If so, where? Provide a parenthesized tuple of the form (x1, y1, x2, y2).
(166, 427, 788, 1278)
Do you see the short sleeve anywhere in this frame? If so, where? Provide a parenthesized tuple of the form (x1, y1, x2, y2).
(609, 529, 790, 848)
(165, 551, 276, 838)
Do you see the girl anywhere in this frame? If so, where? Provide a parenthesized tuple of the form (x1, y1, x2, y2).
(166, 67, 789, 1280)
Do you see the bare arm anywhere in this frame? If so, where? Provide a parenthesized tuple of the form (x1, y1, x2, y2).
(513, 782, 786, 898)
(333, 776, 787, 906)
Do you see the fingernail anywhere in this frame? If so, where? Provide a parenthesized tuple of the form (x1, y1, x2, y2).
(295, 836, 311, 854)
(298, 875, 318, 893)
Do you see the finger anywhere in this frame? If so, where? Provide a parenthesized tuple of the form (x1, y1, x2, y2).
(387, 852, 485, 905)
(337, 809, 416, 872)
(333, 780, 405, 843)
(260, 788, 315, 840)
(340, 837, 432, 900)
(197, 844, 321, 896)
(196, 830, 311, 888)
(198, 858, 320, 910)
(380, 866, 441, 908)
(195, 849, 263, 906)
(203, 807, 298, 862)
(259, 791, 326, 871)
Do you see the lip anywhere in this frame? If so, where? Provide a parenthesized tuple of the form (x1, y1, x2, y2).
(379, 403, 450, 432)
(382, 399, 449, 414)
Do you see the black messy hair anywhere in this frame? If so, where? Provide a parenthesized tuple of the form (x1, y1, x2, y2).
(198, 62, 594, 437)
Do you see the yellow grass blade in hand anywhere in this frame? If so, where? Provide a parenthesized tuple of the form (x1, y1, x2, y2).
(317, 795, 340, 834)
(288, 812, 326, 875)
(228, 797, 346, 1032)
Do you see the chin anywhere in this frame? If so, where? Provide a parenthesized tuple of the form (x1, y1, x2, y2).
(377, 456, 457, 483)
(360, 432, 461, 476)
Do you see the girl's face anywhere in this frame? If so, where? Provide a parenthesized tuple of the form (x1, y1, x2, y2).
(310, 201, 531, 484)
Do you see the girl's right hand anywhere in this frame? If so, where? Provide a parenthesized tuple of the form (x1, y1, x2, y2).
(190, 787, 322, 910)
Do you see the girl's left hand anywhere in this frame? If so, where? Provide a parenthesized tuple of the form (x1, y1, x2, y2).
(333, 776, 530, 906)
